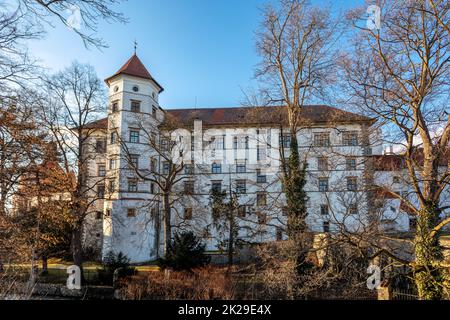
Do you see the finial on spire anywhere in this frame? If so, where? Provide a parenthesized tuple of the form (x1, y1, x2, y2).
(134, 39, 138, 55)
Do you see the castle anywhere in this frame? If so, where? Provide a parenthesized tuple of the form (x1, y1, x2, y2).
(79, 54, 430, 263)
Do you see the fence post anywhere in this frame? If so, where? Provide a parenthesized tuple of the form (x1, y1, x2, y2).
(377, 285, 391, 300)
(113, 268, 123, 289)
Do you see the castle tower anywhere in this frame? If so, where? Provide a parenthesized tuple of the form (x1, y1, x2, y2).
(103, 54, 164, 262)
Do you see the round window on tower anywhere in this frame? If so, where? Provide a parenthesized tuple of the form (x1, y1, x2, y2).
(114, 86, 119, 92)
(132, 85, 139, 92)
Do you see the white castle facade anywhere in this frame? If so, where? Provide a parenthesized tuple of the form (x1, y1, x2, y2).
(80, 54, 446, 263)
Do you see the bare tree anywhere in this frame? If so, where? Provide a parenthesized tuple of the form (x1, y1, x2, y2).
(0, 4, 39, 92)
(37, 62, 106, 281)
(0, 94, 42, 216)
(0, 0, 126, 91)
(254, 0, 340, 238)
(16, 0, 127, 48)
(341, 0, 450, 299)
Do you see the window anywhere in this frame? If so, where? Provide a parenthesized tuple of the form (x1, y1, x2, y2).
(131, 100, 141, 112)
(105, 209, 111, 217)
(393, 176, 400, 184)
(150, 182, 155, 194)
(109, 180, 115, 193)
(212, 163, 222, 174)
(150, 132, 157, 145)
(184, 164, 194, 175)
(162, 162, 170, 174)
(152, 106, 157, 118)
(280, 133, 291, 148)
(128, 179, 138, 192)
(319, 178, 329, 192)
(184, 208, 193, 220)
(409, 216, 417, 230)
(127, 208, 136, 217)
(342, 131, 358, 146)
(212, 207, 221, 220)
(348, 204, 358, 215)
(257, 147, 267, 161)
(233, 136, 249, 149)
(314, 132, 330, 147)
(236, 180, 247, 194)
(276, 227, 283, 241)
(98, 164, 106, 177)
(109, 158, 117, 170)
(129, 130, 140, 143)
(317, 157, 328, 171)
(282, 206, 289, 216)
(323, 221, 330, 233)
(95, 211, 102, 220)
(236, 163, 246, 173)
(346, 157, 357, 170)
(110, 132, 117, 144)
(161, 138, 169, 152)
(257, 212, 267, 224)
(210, 136, 224, 150)
(347, 177, 357, 191)
(96, 139, 106, 153)
(364, 147, 372, 156)
(184, 181, 195, 194)
(256, 169, 267, 183)
(132, 85, 139, 92)
(97, 185, 105, 199)
(150, 158, 157, 173)
(320, 205, 329, 216)
(129, 155, 139, 169)
(238, 206, 246, 217)
(211, 181, 222, 193)
(257, 193, 267, 206)
(111, 101, 119, 112)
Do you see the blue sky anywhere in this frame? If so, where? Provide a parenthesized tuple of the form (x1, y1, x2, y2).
(27, 0, 363, 109)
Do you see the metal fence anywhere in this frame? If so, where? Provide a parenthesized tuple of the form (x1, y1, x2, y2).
(392, 289, 418, 300)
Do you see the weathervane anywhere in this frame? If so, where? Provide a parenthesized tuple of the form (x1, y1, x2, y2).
(134, 39, 138, 54)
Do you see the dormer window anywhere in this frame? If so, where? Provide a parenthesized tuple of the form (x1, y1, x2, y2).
(132, 85, 139, 92)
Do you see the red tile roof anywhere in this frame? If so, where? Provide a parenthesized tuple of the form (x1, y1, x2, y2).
(105, 54, 164, 93)
(165, 105, 375, 127)
(86, 105, 375, 130)
(372, 154, 405, 171)
(83, 118, 108, 130)
(372, 149, 449, 171)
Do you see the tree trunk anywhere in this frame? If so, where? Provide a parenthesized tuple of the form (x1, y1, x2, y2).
(163, 192, 172, 256)
(153, 207, 161, 258)
(284, 135, 308, 238)
(227, 215, 234, 268)
(414, 206, 443, 300)
(41, 256, 48, 275)
(26, 249, 39, 297)
(71, 224, 85, 284)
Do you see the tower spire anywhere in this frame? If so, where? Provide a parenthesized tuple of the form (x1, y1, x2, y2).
(134, 39, 138, 55)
